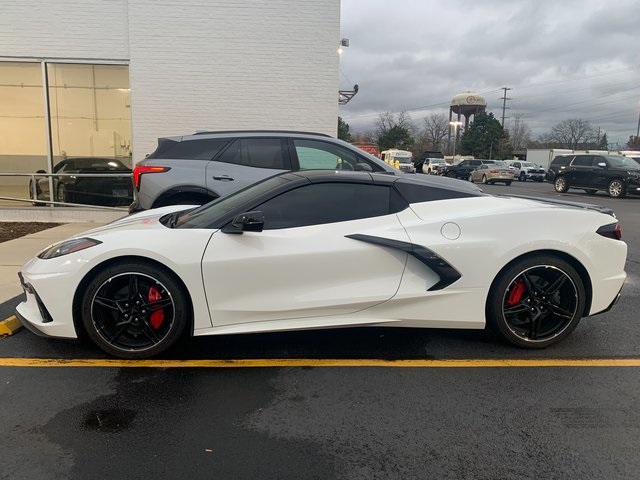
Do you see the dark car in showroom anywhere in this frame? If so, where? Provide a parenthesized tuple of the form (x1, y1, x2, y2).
(29, 157, 133, 206)
(546, 153, 640, 198)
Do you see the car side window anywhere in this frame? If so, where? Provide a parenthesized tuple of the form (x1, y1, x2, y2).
(150, 138, 230, 160)
(514, 162, 520, 168)
(218, 138, 288, 169)
(292, 139, 377, 171)
(470, 161, 481, 166)
(257, 183, 392, 229)
(571, 156, 593, 167)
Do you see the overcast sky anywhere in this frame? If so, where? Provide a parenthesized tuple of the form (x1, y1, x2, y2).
(339, 0, 639, 148)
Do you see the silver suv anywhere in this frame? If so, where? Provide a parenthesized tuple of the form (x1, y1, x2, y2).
(129, 131, 399, 212)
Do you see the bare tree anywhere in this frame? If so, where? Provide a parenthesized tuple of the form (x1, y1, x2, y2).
(421, 113, 449, 151)
(376, 111, 415, 137)
(508, 114, 532, 150)
(549, 118, 596, 149)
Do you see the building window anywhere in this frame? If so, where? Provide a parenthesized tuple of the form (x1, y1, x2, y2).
(0, 61, 131, 206)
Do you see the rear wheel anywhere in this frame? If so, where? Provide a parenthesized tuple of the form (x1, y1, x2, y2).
(607, 179, 626, 198)
(487, 255, 585, 348)
(554, 176, 569, 193)
(81, 261, 189, 359)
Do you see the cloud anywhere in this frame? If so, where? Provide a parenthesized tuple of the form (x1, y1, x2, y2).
(339, 0, 640, 145)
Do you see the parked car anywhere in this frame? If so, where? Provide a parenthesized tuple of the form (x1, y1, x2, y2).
(441, 159, 495, 180)
(29, 157, 133, 207)
(130, 131, 404, 212)
(508, 160, 545, 182)
(17, 170, 625, 358)
(469, 161, 513, 185)
(547, 153, 640, 198)
(419, 158, 448, 174)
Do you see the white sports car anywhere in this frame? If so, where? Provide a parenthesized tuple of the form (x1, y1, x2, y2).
(16, 171, 627, 358)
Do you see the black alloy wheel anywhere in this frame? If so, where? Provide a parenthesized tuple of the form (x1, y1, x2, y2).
(607, 179, 626, 198)
(81, 262, 188, 358)
(487, 255, 585, 348)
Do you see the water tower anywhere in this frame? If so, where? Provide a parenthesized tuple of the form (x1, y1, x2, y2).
(448, 92, 487, 147)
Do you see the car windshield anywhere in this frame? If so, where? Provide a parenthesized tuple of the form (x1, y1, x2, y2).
(494, 161, 509, 168)
(521, 162, 535, 167)
(431, 159, 446, 164)
(172, 174, 293, 228)
(605, 156, 640, 169)
(395, 157, 412, 164)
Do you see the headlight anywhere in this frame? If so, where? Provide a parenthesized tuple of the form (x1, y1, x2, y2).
(38, 237, 102, 259)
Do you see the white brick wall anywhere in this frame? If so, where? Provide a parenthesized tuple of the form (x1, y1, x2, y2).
(127, 0, 340, 157)
(0, 0, 129, 59)
(0, 0, 339, 160)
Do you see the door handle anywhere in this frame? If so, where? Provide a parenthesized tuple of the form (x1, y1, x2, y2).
(212, 175, 234, 181)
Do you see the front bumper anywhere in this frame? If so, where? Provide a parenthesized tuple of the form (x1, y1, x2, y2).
(16, 271, 78, 339)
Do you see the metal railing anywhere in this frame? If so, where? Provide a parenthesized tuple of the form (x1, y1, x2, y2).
(0, 172, 133, 210)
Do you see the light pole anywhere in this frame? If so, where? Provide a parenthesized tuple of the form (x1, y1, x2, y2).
(449, 121, 463, 161)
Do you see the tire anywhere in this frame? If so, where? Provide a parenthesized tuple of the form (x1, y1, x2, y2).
(584, 189, 597, 195)
(486, 255, 585, 349)
(554, 176, 569, 193)
(482, 175, 488, 184)
(519, 172, 526, 182)
(505, 181, 512, 186)
(447, 171, 457, 178)
(81, 261, 189, 359)
(607, 179, 626, 198)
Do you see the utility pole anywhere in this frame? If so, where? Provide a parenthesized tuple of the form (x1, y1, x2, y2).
(500, 87, 511, 126)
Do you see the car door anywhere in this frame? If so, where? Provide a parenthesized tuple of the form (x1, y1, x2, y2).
(201, 181, 410, 327)
(566, 155, 593, 186)
(205, 137, 291, 197)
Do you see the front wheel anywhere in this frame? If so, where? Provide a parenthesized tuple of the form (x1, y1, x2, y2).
(486, 255, 585, 348)
(607, 179, 626, 198)
(554, 176, 569, 193)
(81, 261, 189, 359)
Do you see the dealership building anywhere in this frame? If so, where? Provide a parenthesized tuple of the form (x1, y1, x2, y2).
(0, 0, 340, 197)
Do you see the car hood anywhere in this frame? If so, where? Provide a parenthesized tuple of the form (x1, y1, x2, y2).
(77, 204, 198, 238)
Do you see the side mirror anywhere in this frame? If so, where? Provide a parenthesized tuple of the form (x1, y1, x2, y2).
(354, 163, 373, 172)
(597, 162, 607, 168)
(224, 210, 265, 234)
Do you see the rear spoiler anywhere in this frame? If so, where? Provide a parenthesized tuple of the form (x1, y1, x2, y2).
(503, 194, 616, 217)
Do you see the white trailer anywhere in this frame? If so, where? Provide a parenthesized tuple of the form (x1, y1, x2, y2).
(525, 149, 573, 170)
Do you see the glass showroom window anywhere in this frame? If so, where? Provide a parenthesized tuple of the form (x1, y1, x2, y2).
(47, 64, 132, 167)
(0, 62, 47, 204)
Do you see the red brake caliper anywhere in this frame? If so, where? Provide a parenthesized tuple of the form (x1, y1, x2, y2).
(148, 286, 165, 329)
(506, 279, 526, 307)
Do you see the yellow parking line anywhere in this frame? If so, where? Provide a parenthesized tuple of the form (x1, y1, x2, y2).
(1, 358, 640, 368)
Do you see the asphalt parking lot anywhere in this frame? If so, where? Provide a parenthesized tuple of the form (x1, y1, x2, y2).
(1, 179, 640, 479)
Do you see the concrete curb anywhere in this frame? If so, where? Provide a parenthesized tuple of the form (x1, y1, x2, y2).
(0, 315, 22, 336)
